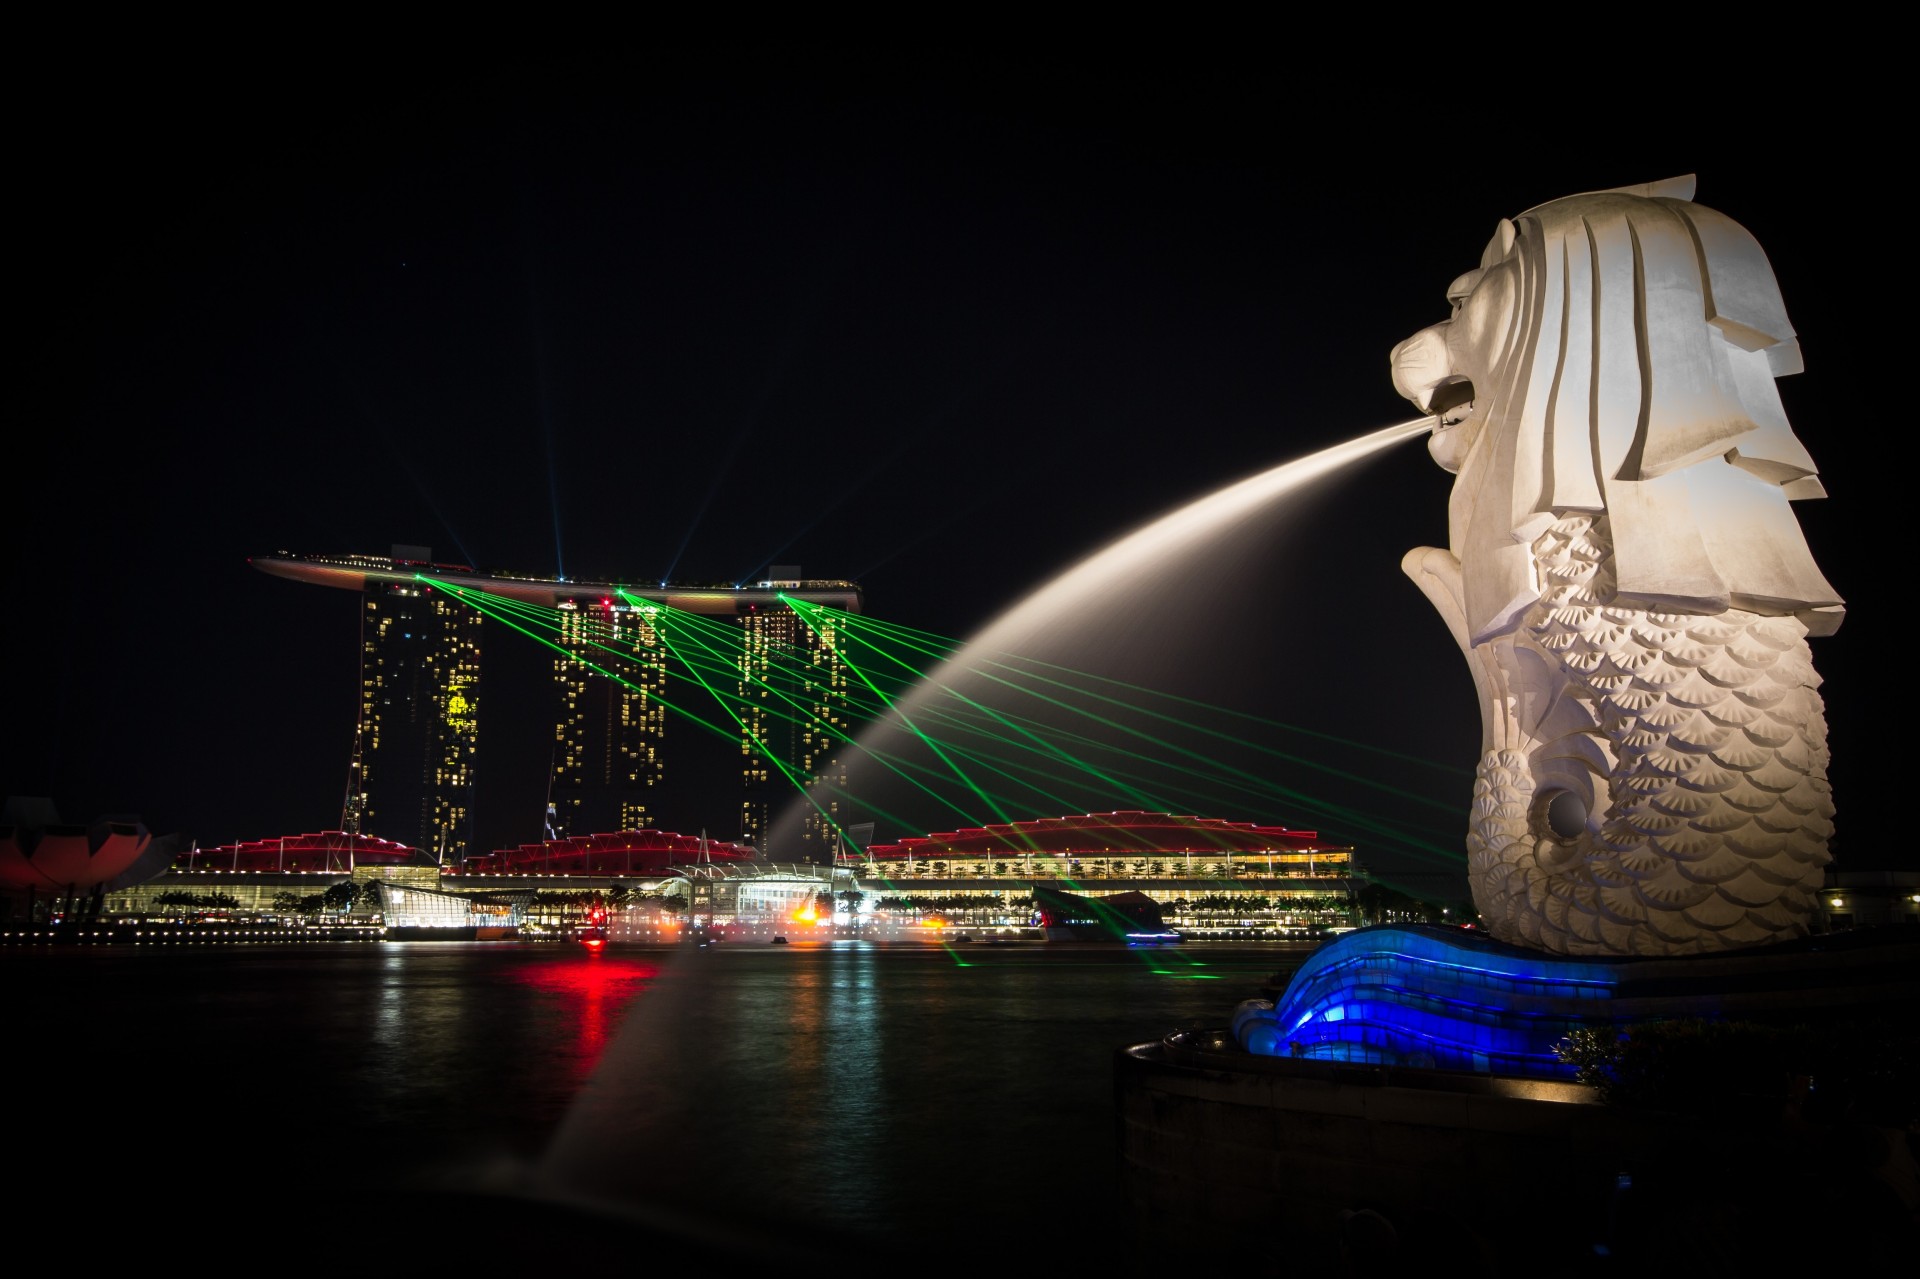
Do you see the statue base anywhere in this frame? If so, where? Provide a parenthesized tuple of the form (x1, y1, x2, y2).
(1114, 924, 1919, 1268)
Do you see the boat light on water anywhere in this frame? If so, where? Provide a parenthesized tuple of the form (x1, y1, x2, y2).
(580, 903, 609, 950)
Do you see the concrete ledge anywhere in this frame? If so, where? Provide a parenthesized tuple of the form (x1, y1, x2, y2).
(1112, 1029, 1875, 1269)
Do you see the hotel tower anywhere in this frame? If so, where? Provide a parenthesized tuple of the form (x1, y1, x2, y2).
(737, 570, 852, 853)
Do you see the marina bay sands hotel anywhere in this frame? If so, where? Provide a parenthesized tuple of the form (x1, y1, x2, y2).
(253, 548, 863, 863)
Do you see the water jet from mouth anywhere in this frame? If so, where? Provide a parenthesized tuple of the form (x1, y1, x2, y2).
(768, 416, 1439, 854)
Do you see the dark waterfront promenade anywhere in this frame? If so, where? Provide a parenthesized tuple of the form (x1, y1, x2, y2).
(15, 938, 1309, 1265)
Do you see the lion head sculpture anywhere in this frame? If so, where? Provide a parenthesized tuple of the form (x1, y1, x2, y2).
(1392, 174, 1842, 645)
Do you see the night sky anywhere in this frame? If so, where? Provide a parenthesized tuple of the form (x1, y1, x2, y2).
(7, 54, 1894, 891)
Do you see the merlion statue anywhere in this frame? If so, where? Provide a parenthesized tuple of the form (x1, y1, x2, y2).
(1389, 176, 1842, 957)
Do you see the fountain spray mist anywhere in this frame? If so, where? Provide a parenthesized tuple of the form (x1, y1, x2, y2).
(768, 417, 1438, 851)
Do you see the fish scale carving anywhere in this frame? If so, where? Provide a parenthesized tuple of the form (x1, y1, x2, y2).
(1462, 515, 1833, 956)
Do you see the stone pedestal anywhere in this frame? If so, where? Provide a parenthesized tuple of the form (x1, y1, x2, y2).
(1117, 924, 1920, 1270)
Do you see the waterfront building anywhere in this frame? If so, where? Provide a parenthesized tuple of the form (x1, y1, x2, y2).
(864, 811, 1348, 881)
(370, 809, 1356, 936)
(27, 808, 1374, 944)
(372, 880, 524, 937)
(252, 548, 863, 855)
(103, 831, 442, 919)
(859, 811, 1358, 937)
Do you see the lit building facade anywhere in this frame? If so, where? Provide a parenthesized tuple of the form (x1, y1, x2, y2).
(864, 811, 1351, 882)
(551, 598, 668, 838)
(737, 571, 850, 858)
(105, 833, 442, 919)
(342, 576, 482, 861)
(831, 811, 1359, 936)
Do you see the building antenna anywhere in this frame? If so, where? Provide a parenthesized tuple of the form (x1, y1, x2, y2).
(543, 743, 560, 843)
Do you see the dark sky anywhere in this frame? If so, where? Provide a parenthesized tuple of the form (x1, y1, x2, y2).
(7, 52, 1892, 890)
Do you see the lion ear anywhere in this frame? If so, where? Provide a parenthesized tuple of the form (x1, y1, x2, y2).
(1478, 218, 1517, 270)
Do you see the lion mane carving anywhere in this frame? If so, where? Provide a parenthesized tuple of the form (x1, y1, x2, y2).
(1389, 176, 1842, 957)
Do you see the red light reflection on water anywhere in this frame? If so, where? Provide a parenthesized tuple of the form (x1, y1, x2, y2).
(514, 957, 659, 1073)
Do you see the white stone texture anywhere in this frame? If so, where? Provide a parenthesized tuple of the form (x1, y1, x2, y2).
(1390, 177, 1840, 956)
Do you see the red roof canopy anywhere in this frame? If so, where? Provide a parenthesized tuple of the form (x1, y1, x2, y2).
(456, 830, 758, 876)
(866, 811, 1328, 860)
(174, 831, 432, 873)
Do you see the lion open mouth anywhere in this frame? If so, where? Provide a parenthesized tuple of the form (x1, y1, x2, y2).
(1426, 376, 1475, 426)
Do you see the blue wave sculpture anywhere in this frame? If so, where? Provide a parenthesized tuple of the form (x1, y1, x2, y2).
(1236, 923, 1920, 1078)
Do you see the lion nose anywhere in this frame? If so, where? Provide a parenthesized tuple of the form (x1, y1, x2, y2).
(1390, 324, 1454, 411)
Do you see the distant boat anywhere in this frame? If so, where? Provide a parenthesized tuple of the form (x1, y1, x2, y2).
(1031, 886, 1181, 945)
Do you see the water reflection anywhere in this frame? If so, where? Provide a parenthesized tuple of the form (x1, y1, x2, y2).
(525, 943, 1303, 1259)
(513, 955, 659, 1078)
(12, 941, 1307, 1263)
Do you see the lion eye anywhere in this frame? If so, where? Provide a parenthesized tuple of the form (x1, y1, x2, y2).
(1445, 268, 1485, 306)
